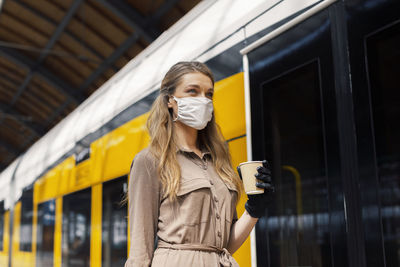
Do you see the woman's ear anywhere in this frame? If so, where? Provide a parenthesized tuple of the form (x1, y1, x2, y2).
(167, 95, 173, 108)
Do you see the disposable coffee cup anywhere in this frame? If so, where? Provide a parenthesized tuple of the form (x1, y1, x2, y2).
(238, 161, 264, 195)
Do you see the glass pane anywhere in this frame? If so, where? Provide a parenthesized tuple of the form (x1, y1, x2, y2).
(258, 61, 332, 267)
(20, 188, 33, 251)
(366, 21, 400, 267)
(36, 200, 56, 267)
(102, 177, 128, 267)
(62, 188, 91, 267)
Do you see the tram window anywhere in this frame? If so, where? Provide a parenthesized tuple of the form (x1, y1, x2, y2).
(366, 21, 400, 267)
(102, 177, 128, 267)
(36, 200, 56, 267)
(20, 188, 33, 251)
(62, 188, 91, 267)
(259, 61, 332, 267)
(0, 201, 4, 251)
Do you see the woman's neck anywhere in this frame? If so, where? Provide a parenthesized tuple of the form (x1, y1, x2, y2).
(174, 121, 199, 151)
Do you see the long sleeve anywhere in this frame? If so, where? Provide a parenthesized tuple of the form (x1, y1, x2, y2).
(125, 149, 161, 267)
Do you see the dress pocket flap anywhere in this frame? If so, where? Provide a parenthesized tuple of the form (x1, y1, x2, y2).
(177, 178, 211, 196)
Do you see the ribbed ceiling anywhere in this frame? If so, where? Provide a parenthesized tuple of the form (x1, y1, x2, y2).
(0, 0, 201, 171)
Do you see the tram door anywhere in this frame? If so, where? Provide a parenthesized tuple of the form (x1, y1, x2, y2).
(62, 188, 91, 267)
(102, 177, 128, 267)
(246, 0, 400, 267)
(246, 6, 348, 267)
(36, 200, 56, 267)
(347, 0, 400, 266)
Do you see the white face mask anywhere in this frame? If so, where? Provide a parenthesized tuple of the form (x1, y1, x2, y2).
(172, 96, 213, 130)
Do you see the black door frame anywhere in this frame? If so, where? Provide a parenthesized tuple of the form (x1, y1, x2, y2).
(328, 1, 371, 266)
(242, 1, 374, 266)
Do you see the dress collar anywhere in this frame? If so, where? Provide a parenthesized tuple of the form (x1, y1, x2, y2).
(176, 146, 211, 159)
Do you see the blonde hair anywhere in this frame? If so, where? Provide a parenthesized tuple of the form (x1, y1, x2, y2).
(147, 61, 243, 200)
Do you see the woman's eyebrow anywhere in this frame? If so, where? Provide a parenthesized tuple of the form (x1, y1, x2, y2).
(185, 84, 213, 91)
(185, 84, 200, 88)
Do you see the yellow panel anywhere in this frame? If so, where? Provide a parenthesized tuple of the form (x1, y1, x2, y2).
(35, 157, 75, 203)
(0, 211, 10, 266)
(100, 113, 150, 182)
(214, 72, 246, 141)
(4, 211, 9, 254)
(40, 168, 60, 203)
(90, 136, 108, 184)
(60, 157, 75, 196)
(54, 197, 62, 267)
(228, 136, 251, 267)
(12, 202, 34, 267)
(73, 159, 93, 191)
(34, 179, 41, 205)
(90, 138, 104, 185)
(90, 184, 102, 267)
(32, 198, 37, 266)
(12, 202, 21, 267)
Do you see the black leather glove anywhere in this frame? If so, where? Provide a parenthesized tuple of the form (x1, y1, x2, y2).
(237, 160, 275, 218)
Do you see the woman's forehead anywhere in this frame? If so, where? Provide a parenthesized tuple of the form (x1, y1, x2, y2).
(178, 72, 213, 88)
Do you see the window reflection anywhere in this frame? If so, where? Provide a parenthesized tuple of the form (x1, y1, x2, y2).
(102, 177, 128, 267)
(36, 200, 55, 267)
(20, 188, 33, 251)
(62, 188, 91, 267)
(366, 21, 400, 267)
(259, 61, 332, 267)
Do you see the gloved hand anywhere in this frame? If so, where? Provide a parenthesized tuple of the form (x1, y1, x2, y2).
(237, 160, 275, 218)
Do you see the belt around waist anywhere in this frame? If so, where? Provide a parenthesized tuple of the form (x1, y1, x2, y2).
(157, 240, 238, 267)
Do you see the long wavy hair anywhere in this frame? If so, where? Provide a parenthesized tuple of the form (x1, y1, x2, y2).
(147, 61, 243, 200)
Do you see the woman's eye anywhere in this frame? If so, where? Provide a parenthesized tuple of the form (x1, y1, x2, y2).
(187, 89, 197, 93)
(207, 92, 213, 98)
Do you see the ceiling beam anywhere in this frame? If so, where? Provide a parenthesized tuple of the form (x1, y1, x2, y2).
(79, 0, 178, 92)
(0, 47, 85, 104)
(0, 103, 45, 136)
(0, 72, 61, 128)
(0, 162, 7, 171)
(0, 138, 21, 156)
(43, 98, 72, 127)
(0, 148, 20, 171)
(12, 0, 119, 71)
(20, 132, 35, 151)
(2, 0, 180, 141)
(78, 33, 140, 91)
(9, 0, 84, 108)
(96, 0, 160, 43)
(35, 0, 181, 138)
(150, 0, 181, 23)
(0, 72, 23, 88)
(0, 74, 46, 137)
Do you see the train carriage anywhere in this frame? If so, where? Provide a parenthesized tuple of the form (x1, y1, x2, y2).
(0, 0, 399, 266)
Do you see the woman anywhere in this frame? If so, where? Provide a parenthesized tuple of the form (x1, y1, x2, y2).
(124, 61, 274, 267)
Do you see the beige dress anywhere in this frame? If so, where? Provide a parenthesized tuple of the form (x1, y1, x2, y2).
(124, 147, 240, 267)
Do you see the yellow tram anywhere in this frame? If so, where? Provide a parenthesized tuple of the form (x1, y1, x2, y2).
(1, 72, 249, 267)
(1, 0, 399, 266)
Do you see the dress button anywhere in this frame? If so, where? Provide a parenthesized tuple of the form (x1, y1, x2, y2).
(214, 196, 218, 202)
(217, 231, 222, 237)
(210, 180, 214, 185)
(216, 214, 220, 220)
